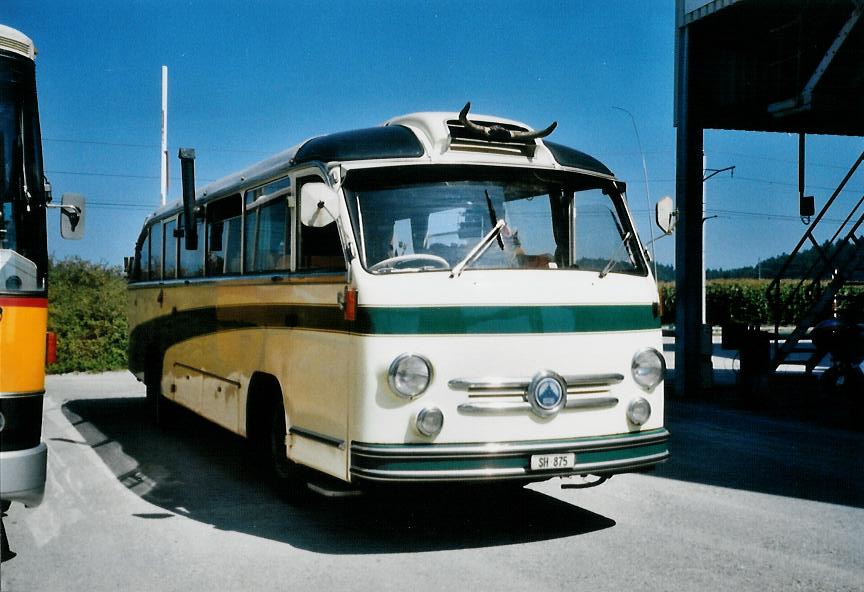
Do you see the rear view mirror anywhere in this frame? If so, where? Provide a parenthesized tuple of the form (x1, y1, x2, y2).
(655, 196, 676, 235)
(300, 183, 339, 227)
(60, 193, 85, 240)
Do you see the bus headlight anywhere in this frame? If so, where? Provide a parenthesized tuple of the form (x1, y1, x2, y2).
(631, 347, 665, 391)
(627, 397, 652, 426)
(416, 407, 444, 436)
(388, 353, 432, 399)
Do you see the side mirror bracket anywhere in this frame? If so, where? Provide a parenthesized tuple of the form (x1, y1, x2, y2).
(655, 196, 677, 235)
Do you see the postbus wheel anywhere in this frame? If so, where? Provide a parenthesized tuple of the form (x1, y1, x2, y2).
(251, 380, 309, 502)
(144, 353, 175, 427)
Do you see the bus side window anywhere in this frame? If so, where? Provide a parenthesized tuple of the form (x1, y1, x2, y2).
(298, 178, 344, 271)
(178, 214, 204, 278)
(136, 228, 150, 281)
(164, 218, 177, 279)
(244, 178, 293, 274)
(150, 222, 163, 280)
(206, 194, 242, 276)
(250, 199, 290, 272)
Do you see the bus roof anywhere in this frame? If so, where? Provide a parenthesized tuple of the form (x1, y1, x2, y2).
(150, 110, 615, 220)
(0, 25, 36, 60)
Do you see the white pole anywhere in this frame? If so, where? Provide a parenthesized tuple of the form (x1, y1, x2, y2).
(702, 151, 707, 324)
(160, 65, 168, 206)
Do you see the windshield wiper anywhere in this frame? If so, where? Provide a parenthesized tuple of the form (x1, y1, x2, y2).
(450, 219, 506, 279)
(485, 190, 505, 251)
(598, 232, 633, 279)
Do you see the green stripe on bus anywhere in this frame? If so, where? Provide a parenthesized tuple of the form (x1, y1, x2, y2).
(128, 303, 659, 375)
(359, 304, 659, 335)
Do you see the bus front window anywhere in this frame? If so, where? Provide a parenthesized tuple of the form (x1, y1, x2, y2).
(0, 49, 48, 292)
(346, 167, 646, 276)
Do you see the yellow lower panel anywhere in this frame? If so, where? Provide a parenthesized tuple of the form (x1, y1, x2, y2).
(0, 301, 47, 393)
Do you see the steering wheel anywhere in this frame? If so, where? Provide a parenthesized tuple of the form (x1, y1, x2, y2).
(369, 254, 450, 271)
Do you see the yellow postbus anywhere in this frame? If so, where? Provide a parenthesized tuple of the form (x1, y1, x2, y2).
(127, 104, 669, 497)
(0, 24, 84, 518)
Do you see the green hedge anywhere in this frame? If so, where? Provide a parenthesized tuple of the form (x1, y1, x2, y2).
(659, 279, 863, 327)
(47, 257, 127, 373)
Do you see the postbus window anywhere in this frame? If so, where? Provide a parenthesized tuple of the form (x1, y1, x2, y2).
(137, 229, 150, 281)
(206, 194, 242, 276)
(178, 214, 204, 278)
(298, 180, 344, 271)
(246, 177, 291, 204)
(244, 177, 293, 273)
(249, 199, 290, 272)
(150, 222, 163, 280)
(164, 218, 177, 279)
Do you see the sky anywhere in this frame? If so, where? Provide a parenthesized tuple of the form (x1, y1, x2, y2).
(4, 0, 863, 270)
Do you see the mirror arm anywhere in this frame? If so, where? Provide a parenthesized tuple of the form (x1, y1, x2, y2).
(47, 203, 82, 231)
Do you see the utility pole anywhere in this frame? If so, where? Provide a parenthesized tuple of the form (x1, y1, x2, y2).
(700, 156, 735, 388)
(702, 158, 735, 323)
(160, 65, 168, 206)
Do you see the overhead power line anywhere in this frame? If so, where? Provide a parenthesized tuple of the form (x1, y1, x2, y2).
(46, 169, 215, 183)
(43, 136, 272, 156)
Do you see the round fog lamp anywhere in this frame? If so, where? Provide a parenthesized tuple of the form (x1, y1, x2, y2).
(631, 347, 666, 391)
(416, 407, 444, 436)
(627, 397, 652, 426)
(388, 353, 432, 398)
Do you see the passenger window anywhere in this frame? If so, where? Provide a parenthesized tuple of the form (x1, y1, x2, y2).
(164, 219, 177, 279)
(179, 214, 204, 278)
(244, 208, 257, 272)
(244, 178, 293, 273)
(137, 230, 150, 281)
(253, 199, 290, 271)
(206, 194, 242, 276)
(150, 223, 163, 280)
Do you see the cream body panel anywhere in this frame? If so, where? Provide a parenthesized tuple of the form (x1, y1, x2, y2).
(349, 329, 664, 446)
(162, 330, 256, 432)
(348, 267, 663, 446)
(353, 266, 659, 308)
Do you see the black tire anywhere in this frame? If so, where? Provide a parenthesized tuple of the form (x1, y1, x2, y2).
(265, 393, 309, 502)
(144, 355, 175, 427)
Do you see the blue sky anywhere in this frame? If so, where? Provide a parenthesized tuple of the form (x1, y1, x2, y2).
(4, 1, 862, 269)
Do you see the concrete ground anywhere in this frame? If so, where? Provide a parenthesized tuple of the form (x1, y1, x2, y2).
(1, 367, 862, 592)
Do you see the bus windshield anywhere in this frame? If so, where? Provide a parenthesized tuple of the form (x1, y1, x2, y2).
(0, 49, 47, 292)
(346, 166, 646, 276)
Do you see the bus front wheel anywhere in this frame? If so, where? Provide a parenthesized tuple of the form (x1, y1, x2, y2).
(264, 392, 309, 502)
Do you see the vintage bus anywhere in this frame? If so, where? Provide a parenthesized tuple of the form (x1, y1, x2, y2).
(0, 24, 84, 517)
(127, 104, 669, 496)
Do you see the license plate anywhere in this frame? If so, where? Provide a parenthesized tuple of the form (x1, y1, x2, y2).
(530, 453, 575, 471)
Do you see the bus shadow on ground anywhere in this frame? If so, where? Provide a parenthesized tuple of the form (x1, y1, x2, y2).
(61, 397, 615, 553)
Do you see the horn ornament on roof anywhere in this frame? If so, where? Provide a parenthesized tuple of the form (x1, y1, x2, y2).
(457, 102, 557, 142)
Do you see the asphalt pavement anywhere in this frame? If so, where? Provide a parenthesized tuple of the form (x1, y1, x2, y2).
(1, 371, 862, 592)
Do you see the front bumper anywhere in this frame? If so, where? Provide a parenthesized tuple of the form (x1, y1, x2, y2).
(350, 428, 669, 482)
(0, 442, 48, 506)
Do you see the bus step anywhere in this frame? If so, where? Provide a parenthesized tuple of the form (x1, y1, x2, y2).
(306, 479, 363, 498)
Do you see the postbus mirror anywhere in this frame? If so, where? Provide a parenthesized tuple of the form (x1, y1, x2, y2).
(300, 183, 339, 227)
(60, 193, 85, 240)
(655, 196, 676, 235)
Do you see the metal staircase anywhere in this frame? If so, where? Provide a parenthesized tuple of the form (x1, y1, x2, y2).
(767, 149, 864, 373)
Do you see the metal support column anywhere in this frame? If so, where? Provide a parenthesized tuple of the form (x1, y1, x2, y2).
(674, 24, 705, 398)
